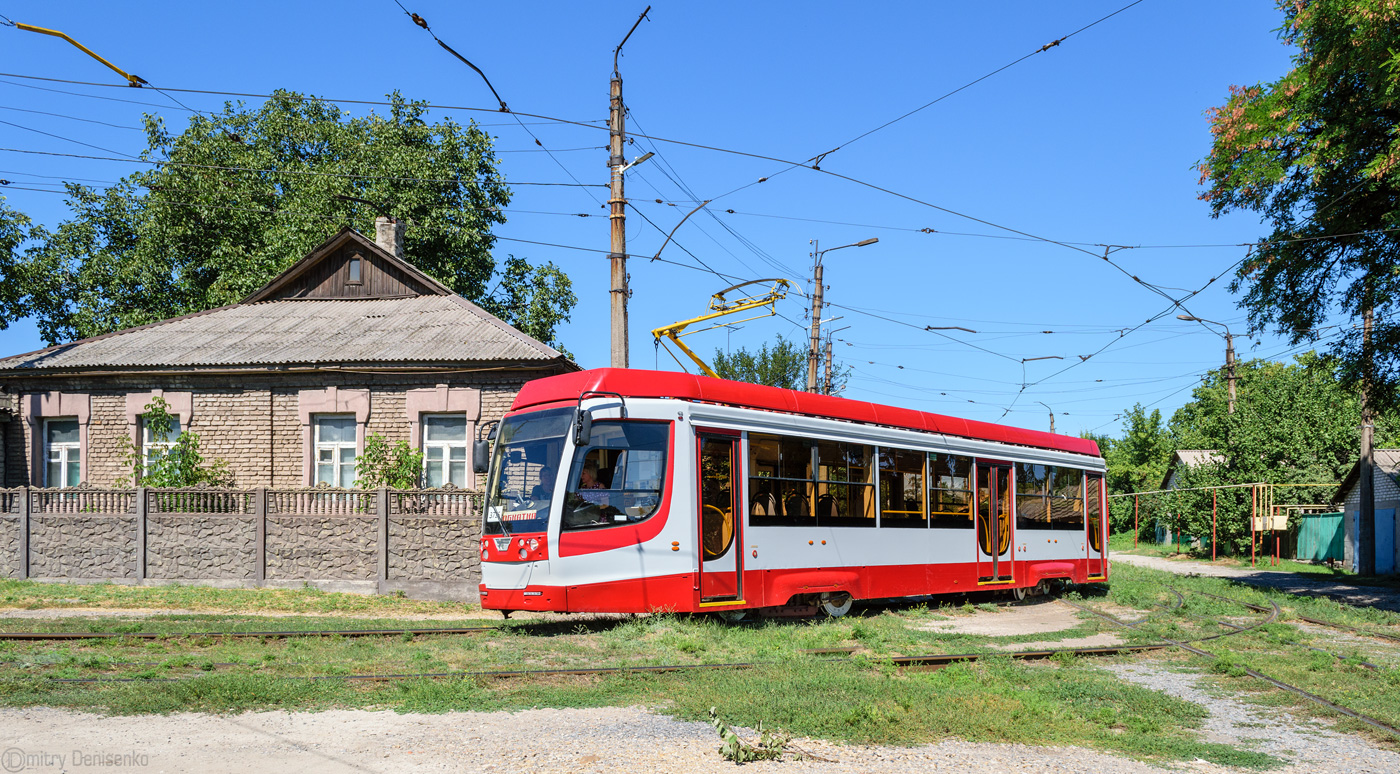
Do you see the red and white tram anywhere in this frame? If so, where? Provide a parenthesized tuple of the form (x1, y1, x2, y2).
(478, 369, 1107, 617)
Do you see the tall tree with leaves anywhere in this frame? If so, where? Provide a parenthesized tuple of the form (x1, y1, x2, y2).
(1101, 404, 1174, 536)
(0, 197, 38, 317)
(712, 335, 849, 393)
(1198, 0, 1399, 571)
(4, 91, 575, 352)
(1199, 2, 1400, 399)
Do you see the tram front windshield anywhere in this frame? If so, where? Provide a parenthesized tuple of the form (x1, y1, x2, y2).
(484, 408, 572, 536)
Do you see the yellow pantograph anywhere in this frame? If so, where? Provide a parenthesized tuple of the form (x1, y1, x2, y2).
(10, 21, 147, 87)
(651, 279, 792, 378)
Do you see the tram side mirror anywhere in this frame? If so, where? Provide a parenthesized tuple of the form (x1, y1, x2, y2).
(472, 440, 491, 474)
(573, 408, 592, 446)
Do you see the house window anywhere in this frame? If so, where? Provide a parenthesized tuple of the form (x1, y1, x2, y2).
(422, 414, 468, 488)
(141, 415, 182, 468)
(314, 415, 358, 488)
(348, 255, 362, 284)
(44, 418, 81, 488)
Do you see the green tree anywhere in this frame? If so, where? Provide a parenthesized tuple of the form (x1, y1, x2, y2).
(0, 198, 38, 316)
(4, 91, 575, 352)
(355, 434, 425, 490)
(118, 397, 234, 488)
(1102, 404, 1174, 535)
(1107, 353, 1400, 554)
(713, 334, 849, 393)
(1197, 0, 1400, 408)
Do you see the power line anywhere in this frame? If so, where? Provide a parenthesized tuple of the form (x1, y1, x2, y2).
(0, 119, 137, 158)
(813, 0, 1146, 162)
(0, 146, 604, 187)
(2, 182, 749, 283)
(0, 103, 141, 129)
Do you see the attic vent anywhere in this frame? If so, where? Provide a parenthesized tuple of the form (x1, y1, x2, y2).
(348, 254, 362, 284)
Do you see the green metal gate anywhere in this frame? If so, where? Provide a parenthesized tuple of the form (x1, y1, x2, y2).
(1296, 511, 1343, 562)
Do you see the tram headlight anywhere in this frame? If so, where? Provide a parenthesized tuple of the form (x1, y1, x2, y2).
(481, 545, 488, 560)
(528, 538, 539, 551)
(518, 547, 528, 560)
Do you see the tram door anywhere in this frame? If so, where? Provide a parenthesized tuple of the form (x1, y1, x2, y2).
(1086, 474, 1107, 579)
(697, 434, 742, 601)
(975, 463, 1014, 583)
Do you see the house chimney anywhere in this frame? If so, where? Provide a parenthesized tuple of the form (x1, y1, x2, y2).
(374, 215, 405, 259)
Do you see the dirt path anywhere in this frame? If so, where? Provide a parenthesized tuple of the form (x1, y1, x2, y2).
(1112, 553, 1400, 612)
(0, 705, 1284, 774)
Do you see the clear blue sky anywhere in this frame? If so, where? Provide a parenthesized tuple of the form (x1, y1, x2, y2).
(0, 1, 1306, 438)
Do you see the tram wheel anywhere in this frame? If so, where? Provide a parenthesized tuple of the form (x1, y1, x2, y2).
(820, 592, 853, 618)
(719, 609, 750, 623)
(1010, 586, 1028, 603)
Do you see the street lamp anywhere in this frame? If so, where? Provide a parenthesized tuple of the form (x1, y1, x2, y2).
(1178, 315, 1236, 414)
(1037, 402, 1057, 434)
(807, 237, 879, 392)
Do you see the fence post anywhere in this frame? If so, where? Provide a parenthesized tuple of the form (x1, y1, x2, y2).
(377, 487, 389, 594)
(18, 486, 29, 581)
(1133, 495, 1139, 548)
(254, 487, 267, 586)
(135, 487, 147, 582)
(1212, 489, 1217, 562)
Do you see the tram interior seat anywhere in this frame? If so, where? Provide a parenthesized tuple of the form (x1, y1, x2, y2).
(784, 494, 809, 517)
(817, 494, 836, 519)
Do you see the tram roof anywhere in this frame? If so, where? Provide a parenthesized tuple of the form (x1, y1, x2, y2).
(510, 368, 1101, 458)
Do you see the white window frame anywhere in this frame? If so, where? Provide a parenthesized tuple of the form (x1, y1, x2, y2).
(314, 414, 358, 488)
(141, 414, 182, 469)
(421, 413, 469, 488)
(44, 417, 81, 489)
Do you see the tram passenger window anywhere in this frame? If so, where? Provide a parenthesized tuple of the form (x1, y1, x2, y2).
(561, 422, 669, 531)
(928, 453, 973, 529)
(816, 440, 874, 527)
(878, 447, 926, 528)
(748, 433, 815, 527)
(1015, 462, 1052, 530)
(1050, 467, 1085, 530)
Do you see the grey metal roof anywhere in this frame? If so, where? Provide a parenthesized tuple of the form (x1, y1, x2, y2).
(0, 295, 567, 371)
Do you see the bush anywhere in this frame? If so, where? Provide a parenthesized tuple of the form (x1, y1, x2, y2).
(355, 433, 424, 489)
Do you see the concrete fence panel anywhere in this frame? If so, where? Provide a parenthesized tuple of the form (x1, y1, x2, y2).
(0, 486, 483, 602)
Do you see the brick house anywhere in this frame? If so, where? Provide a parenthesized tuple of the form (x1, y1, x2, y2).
(0, 220, 577, 489)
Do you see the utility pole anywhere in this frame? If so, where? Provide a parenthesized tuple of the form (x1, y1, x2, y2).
(807, 238, 877, 392)
(1359, 302, 1376, 575)
(1178, 315, 1236, 413)
(1225, 330, 1236, 414)
(823, 334, 833, 395)
(608, 7, 650, 369)
(1037, 402, 1055, 434)
(807, 240, 824, 392)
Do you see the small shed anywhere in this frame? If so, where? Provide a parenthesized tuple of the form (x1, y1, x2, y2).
(1335, 450, 1400, 574)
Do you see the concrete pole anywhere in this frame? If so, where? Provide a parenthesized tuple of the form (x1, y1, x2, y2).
(1225, 332, 1236, 414)
(1359, 304, 1376, 575)
(823, 335, 833, 395)
(608, 73, 629, 368)
(806, 255, 823, 392)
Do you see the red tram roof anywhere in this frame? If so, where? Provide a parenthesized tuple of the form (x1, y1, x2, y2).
(510, 368, 1101, 458)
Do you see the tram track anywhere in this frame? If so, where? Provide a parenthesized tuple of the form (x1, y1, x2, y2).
(0, 624, 504, 642)
(1062, 590, 1400, 740)
(1192, 589, 1400, 646)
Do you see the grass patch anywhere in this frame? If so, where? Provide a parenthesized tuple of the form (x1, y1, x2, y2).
(11, 566, 1400, 766)
(0, 579, 481, 617)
